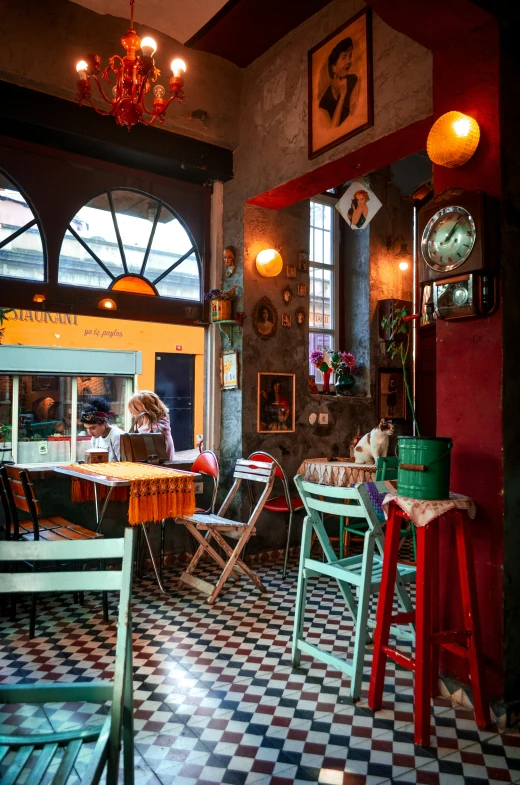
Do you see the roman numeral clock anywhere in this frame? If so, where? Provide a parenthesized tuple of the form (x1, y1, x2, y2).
(418, 188, 498, 320)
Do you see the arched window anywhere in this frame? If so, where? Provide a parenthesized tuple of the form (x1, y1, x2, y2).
(0, 171, 45, 281)
(58, 189, 201, 300)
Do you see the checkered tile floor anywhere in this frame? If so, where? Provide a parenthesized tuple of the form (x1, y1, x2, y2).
(1, 554, 519, 785)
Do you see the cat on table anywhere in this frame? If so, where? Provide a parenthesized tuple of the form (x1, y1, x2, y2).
(354, 419, 394, 464)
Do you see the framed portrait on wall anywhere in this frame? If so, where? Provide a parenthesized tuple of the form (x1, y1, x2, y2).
(378, 368, 406, 421)
(257, 373, 295, 433)
(308, 8, 373, 159)
(252, 296, 278, 340)
(220, 350, 238, 390)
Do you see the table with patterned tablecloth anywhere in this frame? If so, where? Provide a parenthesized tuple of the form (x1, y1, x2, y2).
(297, 457, 377, 487)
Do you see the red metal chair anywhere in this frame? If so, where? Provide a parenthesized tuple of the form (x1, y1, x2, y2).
(247, 451, 304, 578)
(159, 450, 220, 580)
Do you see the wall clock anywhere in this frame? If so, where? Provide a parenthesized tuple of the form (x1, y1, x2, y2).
(418, 189, 496, 284)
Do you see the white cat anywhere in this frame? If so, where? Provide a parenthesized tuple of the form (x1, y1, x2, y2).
(354, 419, 394, 464)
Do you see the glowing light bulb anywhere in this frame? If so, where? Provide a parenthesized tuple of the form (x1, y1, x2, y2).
(399, 260, 409, 271)
(452, 116, 471, 137)
(256, 249, 283, 277)
(153, 84, 166, 99)
(140, 36, 157, 56)
(76, 60, 88, 80)
(171, 58, 186, 77)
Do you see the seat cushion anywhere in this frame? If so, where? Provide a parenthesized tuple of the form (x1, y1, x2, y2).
(263, 495, 304, 513)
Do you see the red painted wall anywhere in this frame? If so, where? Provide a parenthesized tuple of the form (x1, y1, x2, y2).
(433, 25, 503, 698)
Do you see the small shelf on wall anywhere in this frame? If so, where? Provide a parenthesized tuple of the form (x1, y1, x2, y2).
(211, 320, 242, 348)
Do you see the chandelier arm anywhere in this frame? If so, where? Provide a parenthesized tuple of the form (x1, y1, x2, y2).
(82, 96, 116, 117)
(90, 75, 116, 105)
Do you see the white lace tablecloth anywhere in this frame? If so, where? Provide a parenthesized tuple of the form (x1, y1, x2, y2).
(382, 492, 476, 528)
(297, 458, 376, 487)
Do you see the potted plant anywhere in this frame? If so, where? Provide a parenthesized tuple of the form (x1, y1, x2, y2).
(204, 286, 237, 322)
(381, 305, 452, 500)
(309, 349, 357, 395)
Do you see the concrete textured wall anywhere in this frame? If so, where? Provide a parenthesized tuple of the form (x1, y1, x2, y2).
(0, 0, 242, 149)
(235, 0, 432, 200)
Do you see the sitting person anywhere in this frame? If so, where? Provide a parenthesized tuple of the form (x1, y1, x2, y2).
(127, 390, 175, 461)
(80, 396, 124, 462)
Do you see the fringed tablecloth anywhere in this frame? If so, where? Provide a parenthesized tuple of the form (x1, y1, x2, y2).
(297, 458, 377, 487)
(382, 492, 476, 528)
(70, 462, 195, 525)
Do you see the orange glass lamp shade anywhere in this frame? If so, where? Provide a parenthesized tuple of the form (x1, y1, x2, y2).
(427, 111, 480, 168)
(98, 298, 117, 310)
(32, 293, 46, 303)
(256, 249, 283, 278)
(112, 276, 156, 295)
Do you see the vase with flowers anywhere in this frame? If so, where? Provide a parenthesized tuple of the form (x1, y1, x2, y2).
(205, 286, 237, 322)
(309, 349, 357, 395)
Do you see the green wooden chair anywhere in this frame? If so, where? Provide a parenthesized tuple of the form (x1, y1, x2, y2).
(292, 476, 416, 700)
(0, 528, 135, 785)
(376, 457, 416, 560)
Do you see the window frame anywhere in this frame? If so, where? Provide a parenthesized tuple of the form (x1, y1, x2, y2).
(309, 195, 340, 386)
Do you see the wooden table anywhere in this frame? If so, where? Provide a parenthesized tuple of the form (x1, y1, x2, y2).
(54, 463, 197, 594)
(297, 457, 377, 487)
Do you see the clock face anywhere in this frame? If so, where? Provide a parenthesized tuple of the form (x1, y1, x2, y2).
(421, 205, 476, 272)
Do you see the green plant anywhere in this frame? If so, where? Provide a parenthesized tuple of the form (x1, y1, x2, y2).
(381, 306, 420, 435)
(0, 308, 14, 344)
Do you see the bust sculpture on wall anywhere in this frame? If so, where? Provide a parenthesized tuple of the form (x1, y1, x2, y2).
(223, 246, 236, 278)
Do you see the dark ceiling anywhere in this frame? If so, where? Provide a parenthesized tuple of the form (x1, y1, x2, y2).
(185, 0, 335, 68)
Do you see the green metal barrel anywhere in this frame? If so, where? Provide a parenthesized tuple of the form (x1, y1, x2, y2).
(396, 436, 452, 500)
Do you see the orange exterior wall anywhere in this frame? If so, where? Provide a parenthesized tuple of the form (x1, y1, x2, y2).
(3, 309, 205, 446)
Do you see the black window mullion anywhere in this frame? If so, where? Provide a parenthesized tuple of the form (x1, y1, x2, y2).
(152, 247, 195, 285)
(140, 203, 161, 277)
(67, 225, 116, 280)
(0, 218, 37, 251)
(107, 190, 128, 275)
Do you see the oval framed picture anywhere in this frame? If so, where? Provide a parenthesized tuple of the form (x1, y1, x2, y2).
(252, 296, 278, 340)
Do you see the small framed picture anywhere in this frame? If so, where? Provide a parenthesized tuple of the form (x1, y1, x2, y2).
(335, 179, 382, 231)
(220, 350, 238, 390)
(281, 285, 293, 304)
(295, 307, 306, 326)
(286, 265, 297, 278)
(252, 296, 278, 340)
(297, 284, 307, 296)
(378, 368, 406, 421)
(298, 251, 309, 272)
(258, 372, 295, 433)
(281, 313, 292, 328)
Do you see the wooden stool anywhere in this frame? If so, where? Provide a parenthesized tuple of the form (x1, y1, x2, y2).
(368, 499, 491, 746)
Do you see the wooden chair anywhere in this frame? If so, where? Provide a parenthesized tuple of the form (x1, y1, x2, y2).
(246, 451, 304, 579)
(0, 465, 108, 636)
(175, 458, 276, 604)
(0, 528, 135, 785)
(292, 476, 416, 700)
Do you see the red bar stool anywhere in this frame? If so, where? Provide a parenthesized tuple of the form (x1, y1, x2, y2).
(368, 497, 491, 746)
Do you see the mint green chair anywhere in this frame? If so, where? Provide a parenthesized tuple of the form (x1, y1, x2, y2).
(0, 528, 135, 784)
(376, 456, 416, 560)
(293, 476, 416, 700)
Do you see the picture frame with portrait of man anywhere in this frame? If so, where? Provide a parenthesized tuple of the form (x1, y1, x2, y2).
(308, 8, 373, 159)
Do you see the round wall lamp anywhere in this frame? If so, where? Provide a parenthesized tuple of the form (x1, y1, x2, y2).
(98, 297, 117, 310)
(427, 111, 480, 168)
(32, 293, 46, 303)
(256, 248, 283, 278)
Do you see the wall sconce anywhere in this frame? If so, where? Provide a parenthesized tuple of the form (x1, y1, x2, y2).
(427, 111, 480, 168)
(97, 297, 117, 310)
(32, 293, 46, 303)
(256, 248, 283, 278)
(387, 236, 413, 271)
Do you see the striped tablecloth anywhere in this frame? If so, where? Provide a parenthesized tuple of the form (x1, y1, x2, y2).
(297, 458, 377, 487)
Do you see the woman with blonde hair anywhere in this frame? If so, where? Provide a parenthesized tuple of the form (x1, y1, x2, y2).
(128, 390, 175, 460)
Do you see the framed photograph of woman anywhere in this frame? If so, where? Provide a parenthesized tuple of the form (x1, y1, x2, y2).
(335, 179, 382, 231)
(252, 296, 278, 340)
(308, 8, 373, 159)
(257, 373, 295, 433)
(378, 368, 406, 421)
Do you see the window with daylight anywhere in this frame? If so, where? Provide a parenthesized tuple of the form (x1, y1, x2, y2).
(0, 171, 45, 282)
(309, 198, 339, 384)
(58, 189, 201, 301)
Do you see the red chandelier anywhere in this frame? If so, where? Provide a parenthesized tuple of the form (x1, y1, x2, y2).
(75, 0, 186, 131)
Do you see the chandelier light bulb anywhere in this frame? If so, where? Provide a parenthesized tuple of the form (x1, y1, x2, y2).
(112, 85, 118, 98)
(398, 260, 409, 271)
(153, 84, 166, 99)
(76, 60, 88, 79)
(140, 36, 157, 56)
(171, 58, 186, 77)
